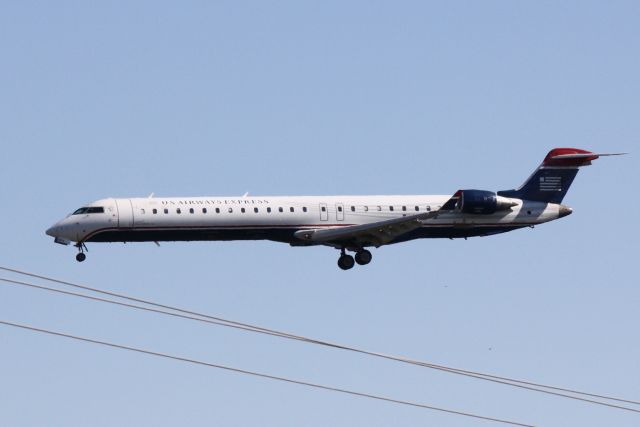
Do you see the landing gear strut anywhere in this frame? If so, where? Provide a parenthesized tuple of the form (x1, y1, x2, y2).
(337, 248, 355, 270)
(75, 242, 88, 262)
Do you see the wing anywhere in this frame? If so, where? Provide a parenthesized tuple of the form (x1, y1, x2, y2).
(293, 197, 457, 249)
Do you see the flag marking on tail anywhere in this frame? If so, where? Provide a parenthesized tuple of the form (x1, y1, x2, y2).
(539, 176, 562, 192)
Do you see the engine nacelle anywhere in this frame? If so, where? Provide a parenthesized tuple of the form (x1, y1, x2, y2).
(458, 190, 518, 215)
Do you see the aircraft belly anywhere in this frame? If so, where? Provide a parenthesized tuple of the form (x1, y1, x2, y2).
(86, 227, 298, 244)
(84, 223, 528, 246)
(387, 224, 527, 244)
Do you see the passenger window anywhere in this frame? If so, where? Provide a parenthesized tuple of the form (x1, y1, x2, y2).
(164, 208, 169, 214)
(152, 209, 158, 214)
(321, 206, 326, 212)
(254, 207, 259, 213)
(216, 208, 220, 213)
(176, 208, 181, 214)
(364, 206, 369, 212)
(290, 207, 294, 212)
(228, 208, 233, 213)
(267, 207, 272, 213)
(415, 206, 419, 211)
(402, 206, 407, 211)
(426, 206, 431, 212)
(203, 208, 207, 214)
(303, 207, 307, 212)
(241, 208, 246, 213)
(350, 206, 355, 212)
(389, 206, 394, 211)
(189, 208, 194, 214)
(337, 206, 343, 212)
(377, 206, 382, 211)
(279, 207, 283, 213)
(140, 209, 146, 214)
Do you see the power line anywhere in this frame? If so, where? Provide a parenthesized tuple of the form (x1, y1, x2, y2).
(0, 319, 534, 427)
(1, 266, 638, 412)
(2, 275, 639, 413)
(2, 267, 638, 410)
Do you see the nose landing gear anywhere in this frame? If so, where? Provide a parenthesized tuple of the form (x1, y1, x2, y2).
(337, 248, 373, 270)
(75, 242, 88, 262)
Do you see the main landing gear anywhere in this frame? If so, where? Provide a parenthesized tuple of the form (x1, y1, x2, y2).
(355, 249, 372, 266)
(75, 242, 88, 262)
(337, 248, 372, 270)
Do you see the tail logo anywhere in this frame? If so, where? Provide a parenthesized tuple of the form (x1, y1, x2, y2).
(539, 176, 562, 192)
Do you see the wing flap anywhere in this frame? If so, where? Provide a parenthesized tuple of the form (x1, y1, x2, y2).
(294, 210, 441, 247)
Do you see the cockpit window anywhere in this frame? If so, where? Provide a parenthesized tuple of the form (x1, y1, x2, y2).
(72, 207, 104, 215)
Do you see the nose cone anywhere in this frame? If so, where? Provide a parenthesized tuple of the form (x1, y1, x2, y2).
(559, 205, 573, 218)
(46, 225, 58, 237)
(46, 221, 73, 245)
(46, 221, 65, 238)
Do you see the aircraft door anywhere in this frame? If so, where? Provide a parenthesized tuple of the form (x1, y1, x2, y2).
(319, 203, 328, 221)
(131, 200, 152, 225)
(116, 199, 134, 228)
(106, 202, 118, 226)
(336, 203, 344, 221)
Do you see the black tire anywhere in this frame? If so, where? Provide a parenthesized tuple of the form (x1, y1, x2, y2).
(355, 250, 372, 265)
(76, 253, 86, 262)
(337, 254, 355, 270)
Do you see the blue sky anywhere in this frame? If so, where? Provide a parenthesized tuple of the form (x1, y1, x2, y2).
(0, 1, 638, 426)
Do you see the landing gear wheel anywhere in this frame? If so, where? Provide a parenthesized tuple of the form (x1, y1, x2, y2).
(355, 250, 372, 265)
(75, 242, 88, 262)
(337, 254, 355, 270)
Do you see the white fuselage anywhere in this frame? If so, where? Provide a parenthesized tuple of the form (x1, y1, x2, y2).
(46, 195, 564, 246)
(46, 146, 619, 267)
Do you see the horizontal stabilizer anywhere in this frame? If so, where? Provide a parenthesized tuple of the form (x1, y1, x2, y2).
(543, 149, 627, 167)
(551, 152, 627, 159)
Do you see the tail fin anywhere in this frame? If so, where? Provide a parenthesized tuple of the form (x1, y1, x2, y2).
(498, 148, 626, 203)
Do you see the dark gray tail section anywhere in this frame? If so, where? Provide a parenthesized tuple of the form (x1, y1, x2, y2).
(497, 148, 626, 204)
(497, 167, 579, 204)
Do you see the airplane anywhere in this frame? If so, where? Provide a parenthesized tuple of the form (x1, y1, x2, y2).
(46, 148, 624, 270)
